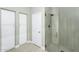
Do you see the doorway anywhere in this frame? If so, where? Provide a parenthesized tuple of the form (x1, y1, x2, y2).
(32, 12, 42, 47)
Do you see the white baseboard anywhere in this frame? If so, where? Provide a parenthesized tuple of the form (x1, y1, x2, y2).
(1, 49, 6, 52)
(15, 45, 20, 48)
(41, 46, 45, 50)
(26, 41, 33, 43)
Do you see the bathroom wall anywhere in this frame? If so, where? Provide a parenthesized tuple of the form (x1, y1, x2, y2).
(51, 7, 59, 45)
(59, 7, 79, 51)
(45, 7, 79, 52)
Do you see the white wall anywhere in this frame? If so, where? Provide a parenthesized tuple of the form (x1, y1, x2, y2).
(31, 7, 44, 13)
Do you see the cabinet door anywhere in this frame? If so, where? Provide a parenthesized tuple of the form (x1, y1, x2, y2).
(1, 10, 15, 51)
(19, 13, 27, 45)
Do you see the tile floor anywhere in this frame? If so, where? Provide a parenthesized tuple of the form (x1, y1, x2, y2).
(8, 43, 45, 52)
